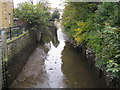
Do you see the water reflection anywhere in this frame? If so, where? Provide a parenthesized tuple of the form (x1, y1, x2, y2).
(44, 22, 106, 88)
(41, 25, 59, 48)
(44, 23, 67, 88)
(61, 44, 106, 88)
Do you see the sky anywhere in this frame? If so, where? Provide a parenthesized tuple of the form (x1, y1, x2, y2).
(14, 0, 28, 8)
(14, 0, 65, 9)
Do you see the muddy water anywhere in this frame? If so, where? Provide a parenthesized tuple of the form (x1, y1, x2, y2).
(61, 44, 106, 88)
(11, 23, 106, 88)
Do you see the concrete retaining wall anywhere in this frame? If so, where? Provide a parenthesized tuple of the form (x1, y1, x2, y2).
(6, 30, 37, 87)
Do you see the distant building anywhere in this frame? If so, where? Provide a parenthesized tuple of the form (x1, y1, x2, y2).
(0, 0, 14, 29)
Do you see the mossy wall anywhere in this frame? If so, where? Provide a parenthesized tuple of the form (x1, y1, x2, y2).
(79, 44, 119, 88)
(6, 30, 37, 87)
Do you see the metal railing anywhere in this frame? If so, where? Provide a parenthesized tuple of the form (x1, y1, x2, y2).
(2, 24, 28, 40)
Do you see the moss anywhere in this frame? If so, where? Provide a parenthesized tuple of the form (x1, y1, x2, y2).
(7, 32, 28, 44)
(4, 55, 8, 62)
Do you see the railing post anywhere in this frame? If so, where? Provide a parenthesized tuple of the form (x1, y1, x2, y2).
(10, 27, 12, 40)
(99, 68, 102, 78)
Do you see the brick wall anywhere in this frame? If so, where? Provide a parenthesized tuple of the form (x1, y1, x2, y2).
(0, 0, 14, 29)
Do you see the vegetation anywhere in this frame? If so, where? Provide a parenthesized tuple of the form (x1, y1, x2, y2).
(62, 2, 120, 80)
(14, 2, 51, 30)
(51, 9, 60, 21)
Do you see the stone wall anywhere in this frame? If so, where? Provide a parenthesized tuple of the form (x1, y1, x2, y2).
(6, 30, 37, 87)
(0, 1, 2, 29)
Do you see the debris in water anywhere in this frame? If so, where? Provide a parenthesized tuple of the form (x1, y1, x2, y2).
(17, 78, 26, 82)
(55, 61, 57, 64)
(49, 68, 53, 70)
(41, 63, 44, 65)
(75, 82, 77, 84)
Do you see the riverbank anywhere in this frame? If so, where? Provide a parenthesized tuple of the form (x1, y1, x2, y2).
(66, 38, 120, 88)
(10, 43, 50, 88)
(10, 23, 106, 88)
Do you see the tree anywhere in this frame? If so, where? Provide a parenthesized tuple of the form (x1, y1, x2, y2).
(62, 2, 120, 80)
(14, 2, 51, 28)
(51, 9, 60, 21)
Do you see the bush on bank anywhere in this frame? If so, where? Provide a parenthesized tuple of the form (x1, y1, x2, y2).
(14, 2, 51, 30)
(62, 2, 120, 87)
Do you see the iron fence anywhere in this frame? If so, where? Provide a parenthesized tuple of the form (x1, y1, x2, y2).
(2, 24, 28, 40)
(0, 24, 29, 88)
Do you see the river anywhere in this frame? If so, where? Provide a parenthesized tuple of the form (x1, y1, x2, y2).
(11, 22, 106, 88)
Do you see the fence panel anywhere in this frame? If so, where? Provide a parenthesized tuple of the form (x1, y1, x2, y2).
(0, 24, 28, 88)
(3, 24, 28, 40)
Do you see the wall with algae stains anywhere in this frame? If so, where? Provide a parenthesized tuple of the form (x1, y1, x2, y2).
(6, 30, 37, 87)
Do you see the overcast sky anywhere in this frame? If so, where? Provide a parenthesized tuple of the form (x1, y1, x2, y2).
(14, 0, 28, 8)
(14, 0, 65, 9)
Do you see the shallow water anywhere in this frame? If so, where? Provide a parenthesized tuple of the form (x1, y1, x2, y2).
(11, 23, 106, 88)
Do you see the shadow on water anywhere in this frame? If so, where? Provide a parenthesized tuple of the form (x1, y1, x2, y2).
(41, 25, 59, 48)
